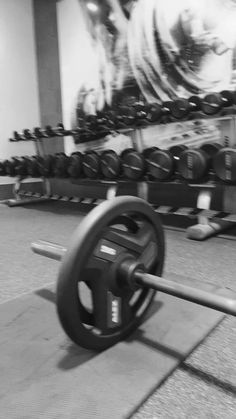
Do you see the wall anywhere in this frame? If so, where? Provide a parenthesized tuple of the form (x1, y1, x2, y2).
(0, 0, 40, 160)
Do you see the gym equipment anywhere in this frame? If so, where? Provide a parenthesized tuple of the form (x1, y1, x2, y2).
(200, 91, 236, 116)
(82, 151, 101, 179)
(31, 196, 236, 351)
(178, 143, 222, 181)
(100, 150, 121, 179)
(67, 152, 83, 179)
(25, 156, 42, 178)
(4, 158, 21, 177)
(145, 148, 175, 181)
(38, 155, 57, 178)
(53, 154, 70, 178)
(0, 161, 7, 176)
(116, 106, 136, 127)
(145, 103, 163, 123)
(167, 96, 201, 119)
(120, 149, 146, 180)
(213, 147, 236, 184)
(168, 145, 188, 159)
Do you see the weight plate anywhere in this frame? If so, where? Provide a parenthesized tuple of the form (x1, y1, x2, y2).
(213, 148, 236, 184)
(178, 149, 210, 181)
(146, 149, 175, 180)
(100, 150, 121, 179)
(57, 196, 165, 350)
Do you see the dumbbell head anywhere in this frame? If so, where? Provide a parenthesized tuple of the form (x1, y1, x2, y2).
(145, 103, 163, 123)
(82, 151, 100, 179)
(116, 106, 136, 126)
(53, 154, 70, 178)
(213, 147, 236, 184)
(45, 125, 57, 137)
(15, 156, 29, 177)
(67, 152, 83, 178)
(167, 98, 190, 119)
(25, 156, 42, 177)
(143, 147, 160, 159)
(200, 92, 234, 115)
(178, 149, 210, 181)
(169, 144, 188, 159)
(100, 150, 121, 179)
(0, 161, 7, 176)
(5, 158, 20, 177)
(120, 149, 146, 180)
(23, 129, 33, 140)
(200, 94, 222, 115)
(145, 149, 175, 180)
(39, 155, 58, 178)
(200, 143, 222, 157)
(220, 90, 236, 107)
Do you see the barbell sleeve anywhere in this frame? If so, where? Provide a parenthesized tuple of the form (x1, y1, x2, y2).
(31, 240, 67, 261)
(134, 271, 236, 316)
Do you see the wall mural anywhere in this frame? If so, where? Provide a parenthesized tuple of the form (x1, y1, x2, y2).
(64, 0, 236, 149)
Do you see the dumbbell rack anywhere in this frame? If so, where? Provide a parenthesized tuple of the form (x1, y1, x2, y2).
(4, 99, 236, 239)
(6, 126, 56, 207)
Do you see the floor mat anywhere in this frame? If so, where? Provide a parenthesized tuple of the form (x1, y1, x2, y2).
(0, 275, 225, 419)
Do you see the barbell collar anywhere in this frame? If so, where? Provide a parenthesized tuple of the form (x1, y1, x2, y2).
(31, 240, 67, 261)
(134, 271, 236, 316)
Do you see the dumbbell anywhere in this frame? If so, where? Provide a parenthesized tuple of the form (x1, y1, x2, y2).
(25, 156, 43, 178)
(4, 158, 20, 177)
(37, 155, 57, 178)
(145, 103, 163, 123)
(0, 161, 7, 176)
(200, 91, 236, 116)
(100, 150, 121, 179)
(120, 149, 146, 180)
(67, 152, 83, 178)
(144, 147, 178, 181)
(168, 144, 188, 159)
(178, 143, 222, 181)
(53, 153, 70, 178)
(9, 131, 28, 142)
(82, 151, 101, 179)
(167, 96, 202, 119)
(116, 106, 136, 127)
(213, 147, 236, 184)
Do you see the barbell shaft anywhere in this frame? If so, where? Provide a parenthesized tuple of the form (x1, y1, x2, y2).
(31, 240, 66, 261)
(134, 271, 236, 316)
(31, 240, 236, 316)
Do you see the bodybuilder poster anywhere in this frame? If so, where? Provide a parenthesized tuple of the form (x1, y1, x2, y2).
(57, 0, 236, 151)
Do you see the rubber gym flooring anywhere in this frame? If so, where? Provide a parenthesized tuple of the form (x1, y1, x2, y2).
(0, 201, 236, 418)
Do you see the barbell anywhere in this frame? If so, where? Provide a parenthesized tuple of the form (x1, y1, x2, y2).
(31, 196, 236, 351)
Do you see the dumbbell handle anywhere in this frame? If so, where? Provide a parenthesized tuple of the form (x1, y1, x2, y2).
(32, 240, 236, 316)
